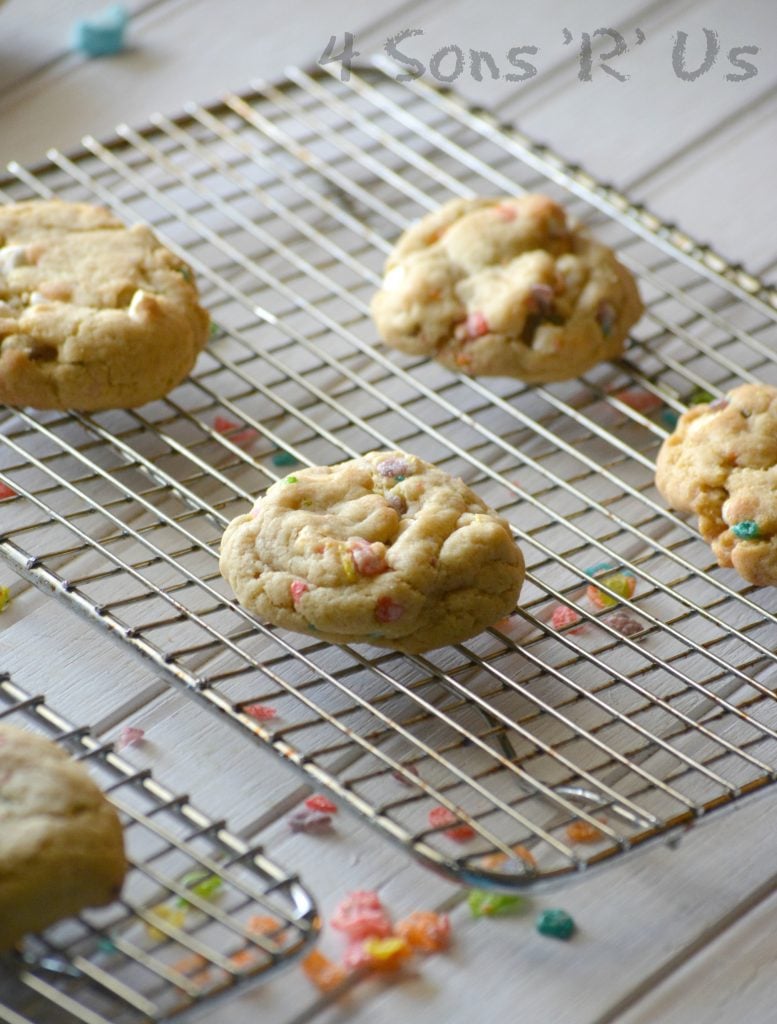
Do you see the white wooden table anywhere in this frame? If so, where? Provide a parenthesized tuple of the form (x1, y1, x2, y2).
(1, 1, 776, 1021)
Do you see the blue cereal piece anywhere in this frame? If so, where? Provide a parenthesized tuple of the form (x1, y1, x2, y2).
(272, 450, 298, 467)
(732, 520, 760, 540)
(72, 5, 128, 57)
(536, 907, 575, 940)
(660, 407, 680, 430)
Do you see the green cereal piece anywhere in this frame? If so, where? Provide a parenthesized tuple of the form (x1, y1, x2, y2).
(468, 889, 526, 918)
(285, 475, 298, 484)
(689, 388, 713, 406)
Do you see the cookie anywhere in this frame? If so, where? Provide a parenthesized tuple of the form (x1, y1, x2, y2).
(0, 200, 210, 410)
(371, 194, 643, 382)
(655, 383, 777, 586)
(0, 723, 126, 950)
(219, 451, 525, 653)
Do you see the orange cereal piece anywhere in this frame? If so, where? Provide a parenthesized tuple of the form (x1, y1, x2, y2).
(247, 914, 282, 937)
(302, 949, 347, 993)
(566, 819, 604, 843)
(394, 910, 450, 953)
(229, 948, 259, 970)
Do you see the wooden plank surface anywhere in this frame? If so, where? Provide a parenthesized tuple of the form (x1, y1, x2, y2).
(1, 0, 776, 1022)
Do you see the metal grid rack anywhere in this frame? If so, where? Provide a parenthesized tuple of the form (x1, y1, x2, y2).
(0, 675, 318, 1024)
(1, 60, 776, 890)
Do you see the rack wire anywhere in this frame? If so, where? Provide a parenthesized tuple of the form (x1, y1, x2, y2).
(0, 674, 318, 1024)
(1, 60, 776, 890)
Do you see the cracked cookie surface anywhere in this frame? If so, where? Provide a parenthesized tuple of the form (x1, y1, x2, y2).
(371, 194, 643, 382)
(219, 450, 525, 653)
(655, 383, 777, 586)
(0, 723, 126, 950)
(0, 200, 210, 410)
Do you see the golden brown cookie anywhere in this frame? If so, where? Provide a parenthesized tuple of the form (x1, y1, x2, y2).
(0, 200, 209, 410)
(219, 451, 525, 653)
(655, 383, 777, 586)
(0, 723, 126, 950)
(371, 194, 643, 382)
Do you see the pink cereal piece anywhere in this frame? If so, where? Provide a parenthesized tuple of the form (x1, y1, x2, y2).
(494, 203, 518, 221)
(611, 387, 663, 413)
(288, 808, 333, 834)
(305, 794, 338, 813)
(550, 604, 582, 631)
(377, 457, 410, 478)
(0, 483, 16, 500)
(213, 415, 257, 448)
(348, 537, 388, 576)
(428, 806, 476, 842)
(343, 942, 373, 971)
(245, 703, 277, 721)
(375, 596, 404, 623)
(116, 726, 144, 751)
(331, 891, 393, 942)
(386, 494, 408, 515)
(465, 311, 490, 339)
(290, 580, 309, 605)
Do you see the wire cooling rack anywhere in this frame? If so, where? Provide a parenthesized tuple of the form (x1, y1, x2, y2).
(1, 60, 776, 890)
(0, 674, 318, 1024)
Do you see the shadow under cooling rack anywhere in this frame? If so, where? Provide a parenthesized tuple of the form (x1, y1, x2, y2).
(1, 61, 776, 890)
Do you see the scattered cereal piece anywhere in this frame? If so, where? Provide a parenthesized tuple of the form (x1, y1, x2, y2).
(394, 910, 450, 952)
(660, 407, 680, 430)
(272, 450, 298, 467)
(0, 483, 16, 500)
(115, 725, 144, 751)
(285, 475, 298, 484)
(71, 4, 128, 57)
(361, 936, 411, 971)
(428, 806, 476, 842)
(302, 950, 347, 993)
(584, 561, 616, 577)
(342, 941, 373, 971)
(611, 387, 663, 413)
(375, 596, 404, 624)
(392, 762, 421, 786)
(732, 520, 760, 540)
(550, 604, 582, 631)
(145, 903, 187, 941)
(244, 703, 277, 721)
(536, 907, 576, 940)
(602, 611, 644, 638)
(288, 808, 333, 835)
(305, 794, 338, 813)
(468, 890, 525, 918)
(290, 580, 309, 605)
(0, 586, 11, 614)
(586, 571, 636, 610)
(229, 948, 259, 969)
(213, 416, 257, 448)
(247, 915, 282, 937)
(209, 320, 220, 338)
(565, 820, 604, 844)
(330, 891, 392, 941)
(689, 388, 714, 406)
